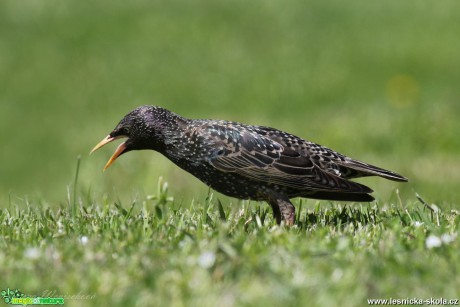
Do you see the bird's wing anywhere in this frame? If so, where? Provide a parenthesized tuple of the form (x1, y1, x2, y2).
(257, 127, 407, 182)
(202, 123, 371, 193)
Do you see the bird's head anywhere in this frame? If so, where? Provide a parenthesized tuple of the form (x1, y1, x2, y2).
(90, 106, 170, 171)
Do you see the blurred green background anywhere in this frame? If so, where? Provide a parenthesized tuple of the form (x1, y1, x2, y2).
(1, 0, 459, 207)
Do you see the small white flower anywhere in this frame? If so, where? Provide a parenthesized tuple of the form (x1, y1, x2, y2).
(80, 236, 89, 245)
(425, 235, 442, 249)
(24, 247, 40, 260)
(198, 251, 216, 269)
(57, 221, 64, 231)
(441, 233, 456, 244)
(413, 221, 423, 228)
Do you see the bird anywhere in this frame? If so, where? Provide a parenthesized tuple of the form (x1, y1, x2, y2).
(91, 105, 408, 225)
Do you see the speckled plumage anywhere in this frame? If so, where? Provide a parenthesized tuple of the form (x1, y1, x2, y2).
(91, 106, 408, 225)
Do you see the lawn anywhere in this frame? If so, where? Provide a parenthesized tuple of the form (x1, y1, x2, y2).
(1, 182, 459, 306)
(1, 0, 459, 306)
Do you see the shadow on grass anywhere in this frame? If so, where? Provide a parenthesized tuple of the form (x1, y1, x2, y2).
(298, 205, 382, 229)
(232, 202, 387, 230)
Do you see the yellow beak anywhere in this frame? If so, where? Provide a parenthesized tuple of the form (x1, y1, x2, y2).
(90, 135, 127, 171)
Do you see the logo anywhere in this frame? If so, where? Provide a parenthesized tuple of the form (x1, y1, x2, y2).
(1, 289, 64, 306)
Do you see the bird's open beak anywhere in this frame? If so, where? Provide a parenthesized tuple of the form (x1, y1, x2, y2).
(90, 135, 128, 171)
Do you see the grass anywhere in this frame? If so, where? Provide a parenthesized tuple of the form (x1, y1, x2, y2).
(1, 178, 459, 307)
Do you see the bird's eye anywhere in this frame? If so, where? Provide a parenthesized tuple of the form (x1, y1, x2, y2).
(121, 127, 130, 135)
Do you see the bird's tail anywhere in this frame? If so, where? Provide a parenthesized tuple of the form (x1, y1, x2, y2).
(340, 159, 408, 182)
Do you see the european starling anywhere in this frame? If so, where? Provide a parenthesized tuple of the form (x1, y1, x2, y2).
(91, 106, 407, 225)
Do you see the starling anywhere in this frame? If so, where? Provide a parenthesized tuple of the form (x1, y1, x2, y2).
(91, 106, 407, 225)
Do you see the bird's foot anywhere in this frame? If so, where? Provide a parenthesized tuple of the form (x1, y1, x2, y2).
(267, 194, 296, 226)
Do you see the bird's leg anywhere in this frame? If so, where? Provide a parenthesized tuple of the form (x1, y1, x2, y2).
(266, 194, 295, 226)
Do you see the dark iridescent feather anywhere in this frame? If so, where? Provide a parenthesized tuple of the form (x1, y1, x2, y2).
(92, 106, 408, 225)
